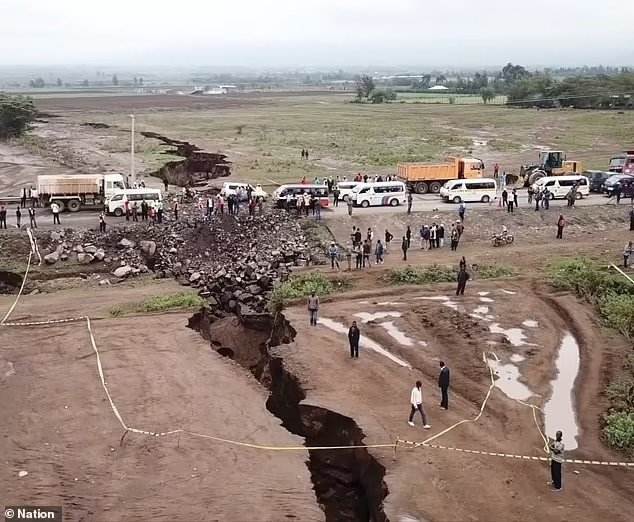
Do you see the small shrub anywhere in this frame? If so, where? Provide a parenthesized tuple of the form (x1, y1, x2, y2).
(599, 293, 634, 339)
(269, 273, 348, 311)
(476, 264, 515, 279)
(109, 292, 206, 317)
(603, 412, 634, 452)
(385, 263, 514, 285)
(605, 379, 634, 413)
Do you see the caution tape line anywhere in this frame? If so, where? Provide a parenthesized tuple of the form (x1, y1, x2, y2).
(1, 317, 87, 327)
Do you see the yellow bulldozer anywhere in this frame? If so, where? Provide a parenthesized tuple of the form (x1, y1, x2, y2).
(521, 151, 583, 186)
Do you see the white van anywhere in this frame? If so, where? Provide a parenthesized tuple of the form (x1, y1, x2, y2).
(336, 181, 362, 201)
(220, 182, 267, 201)
(532, 175, 590, 199)
(440, 178, 497, 203)
(107, 189, 163, 216)
(351, 181, 407, 208)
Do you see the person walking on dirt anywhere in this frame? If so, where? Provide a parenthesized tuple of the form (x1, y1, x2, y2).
(438, 361, 450, 410)
(362, 239, 372, 268)
(507, 197, 514, 213)
(624, 241, 633, 268)
(543, 188, 551, 210)
(385, 229, 393, 253)
(375, 239, 384, 264)
(20, 187, 27, 208)
(401, 236, 409, 261)
(513, 188, 518, 208)
(556, 214, 566, 239)
(450, 225, 459, 251)
(27, 206, 37, 229)
(408, 381, 431, 429)
(348, 321, 360, 358)
(456, 220, 464, 240)
(406, 225, 412, 248)
(502, 188, 508, 207)
(307, 292, 320, 326)
(0, 204, 7, 229)
(407, 191, 413, 214)
(459, 256, 467, 272)
(456, 203, 465, 223)
(15, 206, 21, 229)
(548, 430, 565, 491)
(99, 212, 106, 233)
(329, 242, 340, 270)
(456, 268, 470, 296)
(51, 202, 61, 225)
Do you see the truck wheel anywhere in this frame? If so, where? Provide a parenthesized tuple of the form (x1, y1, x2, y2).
(114, 208, 123, 217)
(52, 200, 65, 211)
(415, 182, 428, 194)
(429, 182, 442, 193)
(481, 195, 490, 203)
(453, 196, 462, 204)
(67, 199, 81, 212)
(389, 198, 399, 207)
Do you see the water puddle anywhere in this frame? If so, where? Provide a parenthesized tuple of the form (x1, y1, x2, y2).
(488, 358, 533, 401)
(377, 301, 404, 306)
(355, 311, 402, 323)
(501, 289, 517, 295)
(479, 297, 494, 303)
(543, 332, 580, 450)
(416, 296, 450, 301)
(478, 291, 490, 296)
(380, 321, 415, 347)
(474, 305, 489, 314)
(489, 323, 528, 346)
(522, 319, 538, 328)
(318, 317, 412, 368)
(510, 354, 525, 363)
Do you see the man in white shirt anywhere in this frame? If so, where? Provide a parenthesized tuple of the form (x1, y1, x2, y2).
(408, 380, 431, 429)
(51, 202, 61, 224)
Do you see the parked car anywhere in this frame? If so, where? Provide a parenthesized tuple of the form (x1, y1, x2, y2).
(603, 174, 634, 194)
(585, 170, 611, 192)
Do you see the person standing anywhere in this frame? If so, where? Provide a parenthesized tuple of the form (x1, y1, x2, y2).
(408, 381, 431, 429)
(624, 241, 633, 268)
(438, 361, 450, 410)
(31, 186, 39, 207)
(362, 239, 372, 268)
(99, 212, 106, 233)
(51, 202, 61, 225)
(502, 188, 508, 207)
(348, 321, 360, 358)
(124, 199, 130, 221)
(173, 200, 179, 221)
(438, 223, 445, 248)
(507, 197, 514, 213)
(556, 214, 566, 239)
(419, 224, 426, 249)
(207, 196, 214, 217)
(21, 187, 27, 208)
(329, 242, 340, 270)
(346, 243, 352, 271)
(157, 201, 163, 224)
(307, 292, 320, 326)
(450, 225, 459, 251)
(15, 205, 21, 229)
(375, 239, 384, 265)
(456, 268, 470, 296)
(458, 201, 466, 222)
(333, 186, 340, 207)
(401, 236, 409, 261)
(354, 242, 363, 269)
(494, 162, 499, 178)
(163, 178, 169, 193)
(384, 229, 393, 252)
(549, 430, 565, 491)
(407, 191, 413, 214)
(513, 188, 518, 208)
(347, 196, 353, 216)
(0, 204, 7, 229)
(406, 225, 412, 248)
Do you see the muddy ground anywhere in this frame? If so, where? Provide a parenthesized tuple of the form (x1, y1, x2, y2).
(0, 282, 322, 521)
(278, 283, 634, 522)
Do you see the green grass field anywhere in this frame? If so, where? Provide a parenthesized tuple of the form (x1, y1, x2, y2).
(73, 93, 634, 187)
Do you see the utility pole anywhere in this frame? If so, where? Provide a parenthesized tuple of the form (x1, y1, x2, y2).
(130, 114, 135, 186)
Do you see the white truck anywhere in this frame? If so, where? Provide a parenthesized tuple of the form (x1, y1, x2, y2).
(37, 173, 125, 212)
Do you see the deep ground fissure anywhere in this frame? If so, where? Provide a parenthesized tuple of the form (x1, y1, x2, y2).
(188, 308, 389, 522)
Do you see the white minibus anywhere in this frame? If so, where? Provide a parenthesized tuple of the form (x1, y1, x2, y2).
(351, 181, 407, 207)
(107, 189, 163, 216)
(532, 175, 590, 199)
(440, 178, 497, 203)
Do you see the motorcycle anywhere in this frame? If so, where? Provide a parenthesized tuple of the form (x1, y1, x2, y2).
(491, 233, 514, 247)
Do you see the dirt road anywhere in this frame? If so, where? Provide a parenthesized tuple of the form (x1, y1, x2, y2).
(281, 284, 634, 522)
(0, 282, 323, 521)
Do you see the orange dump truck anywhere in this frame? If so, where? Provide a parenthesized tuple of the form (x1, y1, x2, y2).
(397, 157, 485, 194)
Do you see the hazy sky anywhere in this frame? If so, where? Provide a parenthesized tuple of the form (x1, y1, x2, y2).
(2, 0, 633, 67)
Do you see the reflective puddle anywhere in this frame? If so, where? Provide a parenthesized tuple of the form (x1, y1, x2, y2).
(377, 301, 405, 306)
(479, 297, 494, 303)
(522, 319, 538, 328)
(380, 321, 415, 347)
(501, 289, 517, 295)
(488, 358, 533, 401)
(355, 311, 402, 323)
(543, 332, 580, 449)
(318, 317, 412, 368)
(489, 323, 528, 346)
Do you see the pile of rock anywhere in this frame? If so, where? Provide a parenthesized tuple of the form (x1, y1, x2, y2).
(44, 230, 106, 265)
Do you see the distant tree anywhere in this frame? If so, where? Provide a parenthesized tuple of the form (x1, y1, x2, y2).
(133, 77, 138, 86)
(56, 78, 62, 87)
(480, 87, 496, 104)
(29, 77, 45, 88)
(435, 74, 447, 85)
(0, 94, 38, 140)
(82, 79, 89, 87)
(112, 74, 119, 86)
(138, 77, 144, 86)
(355, 75, 375, 99)
(501, 63, 530, 85)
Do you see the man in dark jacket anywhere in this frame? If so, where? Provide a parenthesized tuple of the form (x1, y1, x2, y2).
(630, 208, 634, 231)
(348, 321, 360, 358)
(456, 268, 470, 296)
(438, 361, 450, 409)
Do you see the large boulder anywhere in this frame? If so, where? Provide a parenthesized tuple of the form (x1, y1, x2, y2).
(84, 245, 98, 254)
(118, 238, 135, 249)
(44, 251, 59, 264)
(140, 240, 157, 258)
(113, 265, 133, 278)
(94, 249, 105, 261)
(77, 253, 94, 264)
